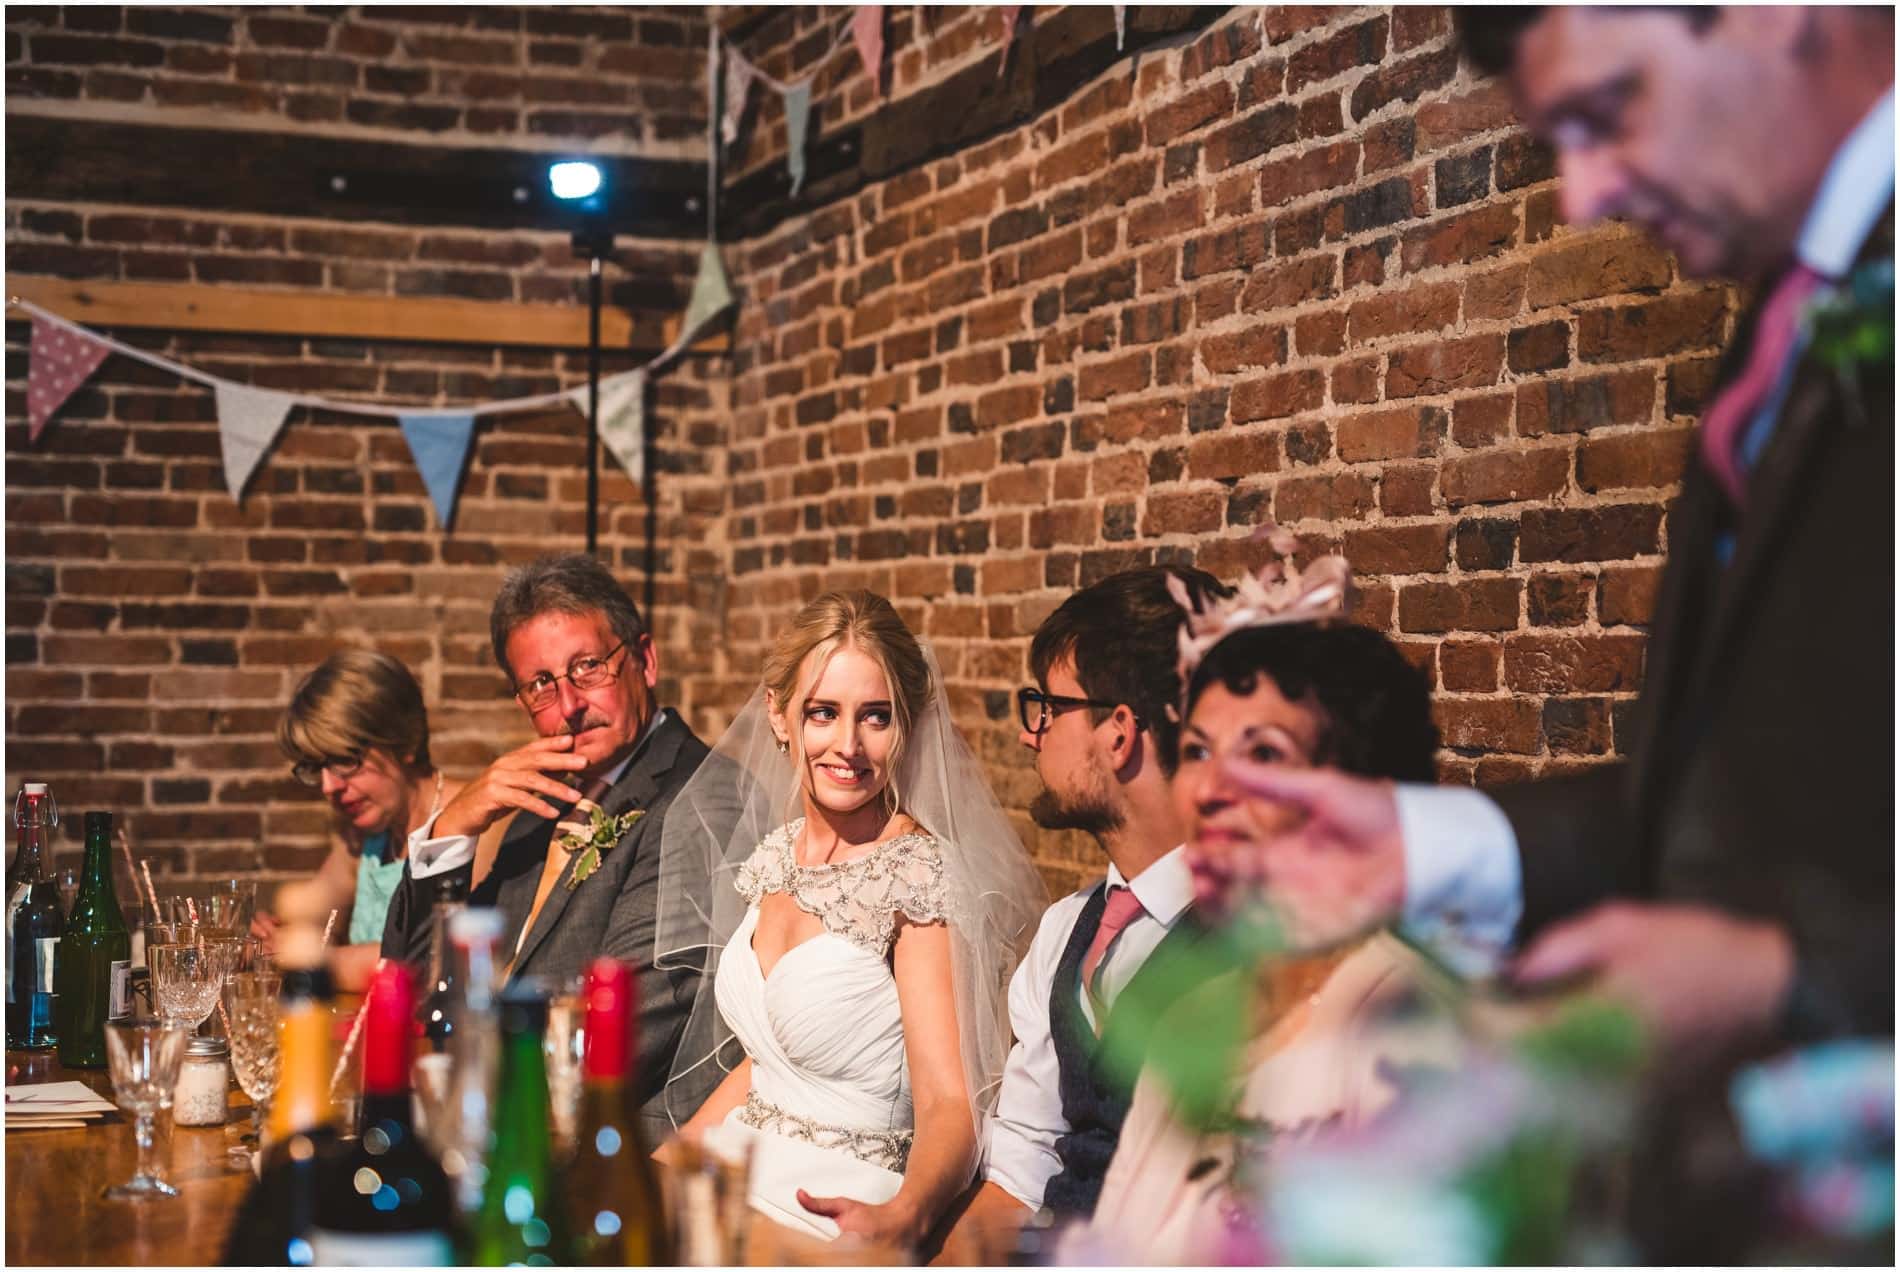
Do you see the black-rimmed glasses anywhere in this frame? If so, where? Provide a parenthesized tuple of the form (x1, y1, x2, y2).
(290, 754, 364, 787)
(513, 642, 629, 711)
(1016, 687, 1129, 736)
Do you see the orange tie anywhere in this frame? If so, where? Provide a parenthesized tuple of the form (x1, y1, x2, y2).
(510, 773, 614, 968)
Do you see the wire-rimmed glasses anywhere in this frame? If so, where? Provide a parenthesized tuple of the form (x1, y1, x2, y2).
(224, 970, 282, 1172)
(104, 1017, 190, 1200)
(512, 642, 629, 710)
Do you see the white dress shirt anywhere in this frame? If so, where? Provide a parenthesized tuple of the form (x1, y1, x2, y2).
(983, 846, 1196, 1211)
(404, 709, 666, 881)
(1396, 89, 1896, 974)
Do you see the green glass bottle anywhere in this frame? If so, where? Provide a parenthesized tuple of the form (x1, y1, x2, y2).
(466, 987, 571, 1267)
(54, 811, 130, 1069)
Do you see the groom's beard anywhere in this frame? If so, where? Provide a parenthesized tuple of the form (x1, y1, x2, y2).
(1028, 759, 1124, 838)
(1029, 789, 1122, 838)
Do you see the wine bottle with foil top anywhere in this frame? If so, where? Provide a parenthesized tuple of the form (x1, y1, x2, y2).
(309, 961, 456, 1266)
(222, 881, 339, 1268)
(53, 811, 129, 1069)
(6, 782, 63, 1050)
(568, 957, 672, 1265)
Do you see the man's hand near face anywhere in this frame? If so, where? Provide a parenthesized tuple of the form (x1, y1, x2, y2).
(431, 733, 591, 839)
(1513, 902, 1796, 1073)
(1193, 760, 1408, 949)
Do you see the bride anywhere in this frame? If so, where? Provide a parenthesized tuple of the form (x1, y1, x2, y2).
(655, 590, 1044, 1245)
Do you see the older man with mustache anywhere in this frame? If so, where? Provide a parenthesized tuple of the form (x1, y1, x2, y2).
(380, 552, 719, 1136)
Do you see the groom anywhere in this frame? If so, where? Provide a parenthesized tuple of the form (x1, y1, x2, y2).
(956, 566, 1228, 1246)
(381, 553, 716, 1133)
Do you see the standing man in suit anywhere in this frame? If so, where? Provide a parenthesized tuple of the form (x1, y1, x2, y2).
(950, 567, 1227, 1252)
(381, 553, 717, 1134)
(1210, 6, 1893, 1070)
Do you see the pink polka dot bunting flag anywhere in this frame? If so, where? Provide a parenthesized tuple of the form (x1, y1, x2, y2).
(26, 318, 110, 442)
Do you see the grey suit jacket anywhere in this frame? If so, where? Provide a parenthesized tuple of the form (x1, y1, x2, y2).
(382, 711, 723, 1138)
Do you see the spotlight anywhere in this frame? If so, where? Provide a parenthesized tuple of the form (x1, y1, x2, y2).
(548, 160, 603, 202)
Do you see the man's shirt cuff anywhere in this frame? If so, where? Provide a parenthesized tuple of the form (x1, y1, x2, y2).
(1395, 783, 1523, 979)
(407, 809, 476, 880)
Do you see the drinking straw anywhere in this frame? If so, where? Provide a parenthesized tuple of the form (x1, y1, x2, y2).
(321, 909, 339, 947)
(327, 958, 385, 1099)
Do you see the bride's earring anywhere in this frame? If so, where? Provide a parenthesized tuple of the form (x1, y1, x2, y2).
(775, 735, 789, 754)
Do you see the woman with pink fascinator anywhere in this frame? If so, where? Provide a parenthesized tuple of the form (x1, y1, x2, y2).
(1064, 542, 1471, 1265)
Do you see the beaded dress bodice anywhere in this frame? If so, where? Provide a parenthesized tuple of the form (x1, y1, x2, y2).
(716, 818, 949, 1171)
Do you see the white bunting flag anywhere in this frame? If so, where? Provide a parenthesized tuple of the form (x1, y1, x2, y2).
(597, 369, 647, 490)
(784, 81, 813, 197)
(26, 318, 110, 442)
(1115, 5, 1127, 50)
(722, 43, 754, 145)
(214, 382, 296, 499)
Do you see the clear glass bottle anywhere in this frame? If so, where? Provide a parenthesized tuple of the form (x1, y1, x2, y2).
(441, 907, 504, 1214)
(6, 782, 63, 1050)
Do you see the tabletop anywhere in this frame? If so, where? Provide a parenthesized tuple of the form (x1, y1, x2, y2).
(4, 1047, 975, 1266)
(6, 1049, 254, 1267)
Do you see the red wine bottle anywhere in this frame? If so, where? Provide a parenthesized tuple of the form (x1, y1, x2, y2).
(309, 961, 456, 1265)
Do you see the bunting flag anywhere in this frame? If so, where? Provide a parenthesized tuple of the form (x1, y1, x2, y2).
(26, 318, 111, 442)
(1000, 5, 1024, 46)
(852, 6, 885, 92)
(215, 382, 297, 499)
(784, 81, 812, 196)
(722, 43, 754, 145)
(682, 243, 735, 341)
(597, 370, 648, 489)
(399, 413, 477, 529)
(1115, 5, 1127, 50)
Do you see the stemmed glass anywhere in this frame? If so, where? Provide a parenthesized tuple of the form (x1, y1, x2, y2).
(224, 970, 282, 1171)
(148, 939, 244, 1031)
(103, 1017, 190, 1199)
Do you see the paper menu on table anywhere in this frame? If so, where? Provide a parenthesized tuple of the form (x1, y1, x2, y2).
(5, 1079, 120, 1115)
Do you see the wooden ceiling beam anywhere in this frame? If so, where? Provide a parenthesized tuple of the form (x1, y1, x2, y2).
(6, 276, 729, 355)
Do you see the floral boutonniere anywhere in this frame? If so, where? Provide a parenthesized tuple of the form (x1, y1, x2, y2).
(558, 800, 644, 891)
(1804, 258, 1894, 400)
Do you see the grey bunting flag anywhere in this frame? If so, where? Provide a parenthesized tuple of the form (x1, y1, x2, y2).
(784, 81, 812, 196)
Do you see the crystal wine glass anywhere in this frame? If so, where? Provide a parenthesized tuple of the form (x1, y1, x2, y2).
(149, 939, 244, 1031)
(104, 1017, 190, 1199)
(224, 970, 282, 1171)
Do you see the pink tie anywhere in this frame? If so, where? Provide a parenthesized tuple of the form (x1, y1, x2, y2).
(1079, 885, 1146, 1021)
(1698, 263, 1826, 507)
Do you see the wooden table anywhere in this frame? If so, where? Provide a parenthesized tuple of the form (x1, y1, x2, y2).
(5, 1048, 980, 1266)
(6, 1049, 254, 1266)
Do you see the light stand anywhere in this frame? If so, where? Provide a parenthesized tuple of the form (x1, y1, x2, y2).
(550, 160, 614, 557)
(573, 227, 615, 556)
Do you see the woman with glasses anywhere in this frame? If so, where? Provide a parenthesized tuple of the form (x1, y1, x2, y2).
(254, 649, 504, 991)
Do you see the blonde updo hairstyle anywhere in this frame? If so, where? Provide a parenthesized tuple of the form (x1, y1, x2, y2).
(761, 590, 934, 814)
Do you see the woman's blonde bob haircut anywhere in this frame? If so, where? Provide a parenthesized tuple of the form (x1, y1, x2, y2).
(761, 591, 933, 807)
(278, 648, 432, 774)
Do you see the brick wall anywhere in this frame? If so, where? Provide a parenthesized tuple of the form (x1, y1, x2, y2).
(7, 4, 707, 153)
(8, 5, 1738, 901)
(708, 6, 1735, 894)
(5, 5, 730, 882)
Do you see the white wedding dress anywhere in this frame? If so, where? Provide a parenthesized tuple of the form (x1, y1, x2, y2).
(712, 817, 951, 1240)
